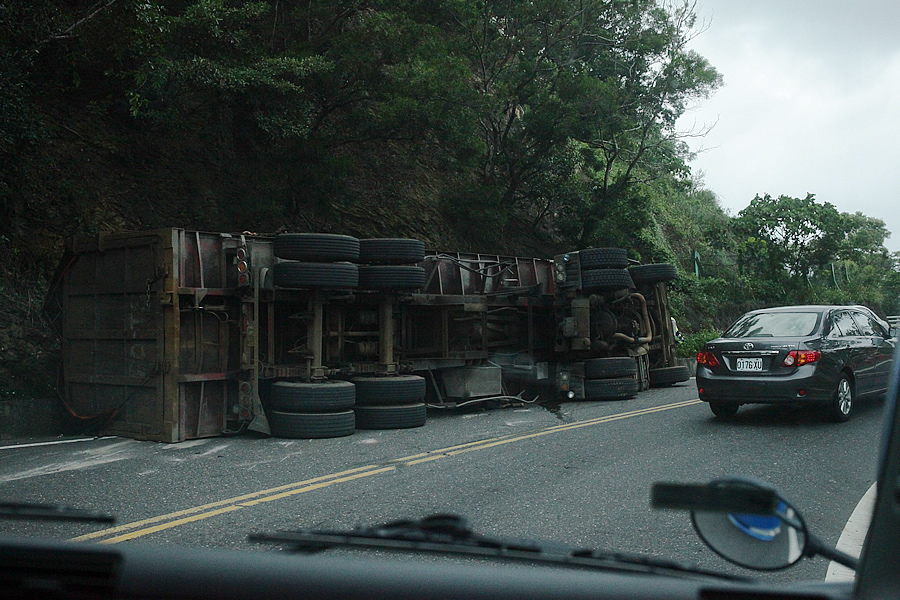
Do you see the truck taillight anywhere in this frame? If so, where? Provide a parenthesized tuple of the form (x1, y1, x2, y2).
(697, 351, 720, 367)
(554, 261, 566, 282)
(782, 350, 821, 367)
(238, 381, 252, 416)
(235, 247, 250, 286)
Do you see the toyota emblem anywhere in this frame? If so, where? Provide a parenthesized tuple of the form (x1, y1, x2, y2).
(743, 342, 754, 350)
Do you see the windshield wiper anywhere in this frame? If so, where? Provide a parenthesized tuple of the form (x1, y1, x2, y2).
(0, 501, 115, 524)
(248, 514, 747, 581)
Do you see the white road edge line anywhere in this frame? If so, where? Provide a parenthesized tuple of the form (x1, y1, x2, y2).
(0, 436, 116, 450)
(825, 483, 877, 582)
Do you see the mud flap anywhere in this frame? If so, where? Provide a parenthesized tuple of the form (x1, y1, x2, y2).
(631, 349, 651, 391)
(248, 391, 271, 435)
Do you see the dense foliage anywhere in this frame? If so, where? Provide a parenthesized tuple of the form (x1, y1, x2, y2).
(1, 0, 721, 256)
(0, 0, 897, 398)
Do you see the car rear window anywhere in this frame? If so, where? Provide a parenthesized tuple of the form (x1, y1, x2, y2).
(725, 312, 821, 338)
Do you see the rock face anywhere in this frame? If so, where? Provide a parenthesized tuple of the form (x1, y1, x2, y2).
(0, 282, 66, 439)
(0, 397, 65, 441)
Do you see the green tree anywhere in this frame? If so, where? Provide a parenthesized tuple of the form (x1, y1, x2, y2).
(731, 193, 898, 313)
(734, 193, 845, 283)
(1, 0, 723, 262)
(839, 211, 891, 263)
(817, 212, 895, 315)
(439, 0, 721, 246)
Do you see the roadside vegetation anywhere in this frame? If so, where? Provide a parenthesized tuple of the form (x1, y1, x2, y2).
(1, 0, 898, 401)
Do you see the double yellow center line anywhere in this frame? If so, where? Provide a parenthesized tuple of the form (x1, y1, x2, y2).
(73, 399, 701, 544)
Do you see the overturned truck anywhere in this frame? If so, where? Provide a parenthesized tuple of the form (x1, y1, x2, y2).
(44, 229, 689, 442)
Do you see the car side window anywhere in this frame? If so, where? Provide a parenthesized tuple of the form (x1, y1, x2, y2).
(852, 312, 876, 336)
(855, 312, 887, 338)
(826, 313, 841, 338)
(832, 311, 862, 337)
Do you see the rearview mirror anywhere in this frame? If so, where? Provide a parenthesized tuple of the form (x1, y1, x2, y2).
(691, 486, 807, 570)
(652, 477, 859, 572)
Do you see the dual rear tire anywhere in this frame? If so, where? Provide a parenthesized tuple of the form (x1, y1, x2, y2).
(352, 375, 427, 429)
(271, 234, 426, 291)
(581, 357, 638, 401)
(265, 376, 430, 436)
(267, 381, 356, 439)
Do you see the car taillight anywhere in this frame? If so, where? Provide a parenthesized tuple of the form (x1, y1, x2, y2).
(782, 350, 821, 367)
(697, 351, 720, 367)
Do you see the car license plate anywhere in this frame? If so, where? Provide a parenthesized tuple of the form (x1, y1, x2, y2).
(736, 358, 763, 372)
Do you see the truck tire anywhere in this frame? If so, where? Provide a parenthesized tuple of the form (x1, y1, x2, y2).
(649, 366, 691, 387)
(581, 268, 634, 292)
(359, 238, 425, 265)
(273, 261, 358, 289)
(354, 403, 427, 430)
(269, 380, 355, 412)
(584, 357, 637, 379)
(273, 233, 360, 262)
(584, 377, 638, 401)
(628, 263, 677, 285)
(267, 409, 355, 439)
(578, 248, 629, 270)
(352, 375, 426, 406)
(357, 265, 426, 290)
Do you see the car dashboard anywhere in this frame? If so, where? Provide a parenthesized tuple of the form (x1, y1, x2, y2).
(1, 534, 854, 600)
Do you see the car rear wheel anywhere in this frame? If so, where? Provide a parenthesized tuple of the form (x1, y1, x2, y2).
(709, 402, 739, 418)
(827, 373, 854, 423)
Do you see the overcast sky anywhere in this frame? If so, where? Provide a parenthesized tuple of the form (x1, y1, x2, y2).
(676, 0, 900, 252)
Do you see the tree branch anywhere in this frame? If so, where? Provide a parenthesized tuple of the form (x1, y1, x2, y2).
(36, 0, 119, 48)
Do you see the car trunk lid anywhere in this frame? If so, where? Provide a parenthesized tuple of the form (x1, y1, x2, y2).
(707, 338, 807, 375)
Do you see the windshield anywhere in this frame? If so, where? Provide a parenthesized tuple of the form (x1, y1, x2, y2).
(724, 312, 822, 338)
(1, 0, 898, 596)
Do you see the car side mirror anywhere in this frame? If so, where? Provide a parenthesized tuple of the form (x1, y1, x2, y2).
(652, 477, 859, 572)
(692, 490, 807, 570)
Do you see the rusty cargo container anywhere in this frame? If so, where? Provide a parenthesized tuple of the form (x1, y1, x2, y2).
(44, 229, 272, 442)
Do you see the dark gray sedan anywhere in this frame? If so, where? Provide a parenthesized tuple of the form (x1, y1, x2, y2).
(696, 305, 895, 421)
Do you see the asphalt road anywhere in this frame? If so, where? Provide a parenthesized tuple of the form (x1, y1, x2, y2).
(0, 379, 887, 584)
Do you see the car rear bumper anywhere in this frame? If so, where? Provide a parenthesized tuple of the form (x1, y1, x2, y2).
(696, 366, 833, 406)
